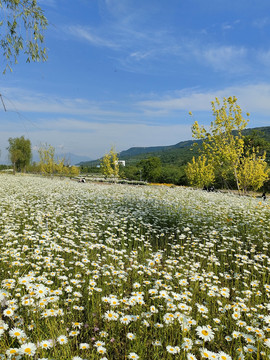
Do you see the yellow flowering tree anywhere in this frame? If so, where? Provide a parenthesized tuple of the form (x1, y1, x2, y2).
(186, 155, 215, 188)
(190, 96, 249, 191)
(237, 150, 269, 193)
(101, 146, 119, 179)
(38, 144, 55, 174)
(38, 144, 79, 176)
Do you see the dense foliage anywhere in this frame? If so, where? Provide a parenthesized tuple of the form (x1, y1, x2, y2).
(0, 0, 48, 72)
(187, 98, 269, 192)
(7, 136, 32, 173)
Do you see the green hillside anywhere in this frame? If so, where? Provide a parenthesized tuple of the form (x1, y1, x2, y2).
(79, 126, 270, 189)
(242, 126, 270, 140)
(79, 139, 200, 167)
(80, 126, 270, 167)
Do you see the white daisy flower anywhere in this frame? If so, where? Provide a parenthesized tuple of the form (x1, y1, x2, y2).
(57, 335, 68, 344)
(196, 326, 215, 341)
(128, 353, 139, 359)
(19, 342, 37, 356)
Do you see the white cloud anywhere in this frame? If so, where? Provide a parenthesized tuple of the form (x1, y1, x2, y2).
(138, 83, 270, 117)
(0, 87, 138, 121)
(66, 25, 118, 49)
(0, 119, 192, 161)
(257, 49, 270, 67)
(1, 83, 269, 162)
(252, 17, 270, 29)
(199, 45, 248, 73)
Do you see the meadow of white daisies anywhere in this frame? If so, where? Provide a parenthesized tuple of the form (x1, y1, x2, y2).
(0, 174, 269, 360)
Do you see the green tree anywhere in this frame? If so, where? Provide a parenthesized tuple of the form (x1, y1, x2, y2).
(191, 96, 249, 191)
(138, 157, 162, 182)
(101, 146, 119, 179)
(186, 155, 215, 188)
(7, 135, 32, 174)
(243, 130, 270, 157)
(0, 0, 48, 73)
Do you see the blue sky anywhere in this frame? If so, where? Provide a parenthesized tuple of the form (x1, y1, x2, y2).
(1, 0, 270, 163)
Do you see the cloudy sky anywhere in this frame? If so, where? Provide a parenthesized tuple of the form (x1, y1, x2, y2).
(1, 0, 270, 163)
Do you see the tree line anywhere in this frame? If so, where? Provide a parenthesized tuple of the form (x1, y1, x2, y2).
(4, 97, 270, 193)
(97, 97, 270, 193)
(6, 137, 79, 176)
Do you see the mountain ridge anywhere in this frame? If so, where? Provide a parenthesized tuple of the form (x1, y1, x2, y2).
(79, 126, 270, 166)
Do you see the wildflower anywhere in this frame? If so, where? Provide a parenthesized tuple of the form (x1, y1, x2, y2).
(244, 345, 257, 353)
(79, 343, 90, 349)
(3, 308, 14, 317)
(150, 305, 158, 313)
(200, 348, 214, 358)
(110, 298, 120, 306)
(39, 340, 53, 349)
(94, 340, 105, 347)
(182, 337, 193, 350)
(97, 346, 107, 354)
(218, 352, 232, 360)
(9, 328, 26, 339)
(99, 331, 108, 337)
(57, 335, 68, 344)
(72, 322, 82, 328)
(127, 332, 136, 340)
(34, 285, 48, 298)
(128, 353, 139, 359)
(187, 354, 198, 360)
(5, 348, 20, 357)
(196, 303, 209, 314)
(19, 342, 37, 356)
(104, 310, 119, 321)
(0, 321, 8, 331)
(196, 326, 215, 341)
(120, 315, 132, 324)
(166, 345, 179, 354)
(69, 330, 79, 336)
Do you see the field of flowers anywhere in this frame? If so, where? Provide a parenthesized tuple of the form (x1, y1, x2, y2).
(0, 174, 269, 360)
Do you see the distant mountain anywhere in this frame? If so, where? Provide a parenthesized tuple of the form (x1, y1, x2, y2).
(119, 140, 195, 158)
(58, 153, 92, 166)
(79, 126, 270, 167)
(31, 152, 92, 166)
(242, 126, 270, 140)
(79, 138, 203, 167)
